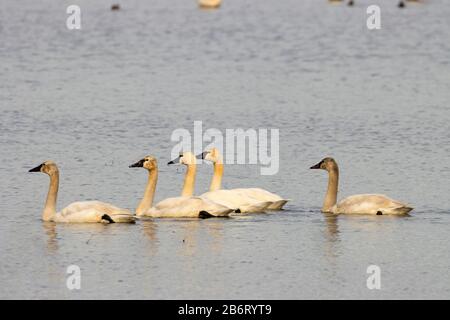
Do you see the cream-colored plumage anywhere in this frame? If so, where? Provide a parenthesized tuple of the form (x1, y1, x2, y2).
(198, 0, 221, 9)
(310, 157, 413, 215)
(29, 161, 135, 223)
(144, 196, 232, 218)
(201, 190, 272, 214)
(55, 201, 134, 223)
(199, 148, 288, 211)
(331, 194, 412, 215)
(231, 188, 288, 210)
(130, 154, 233, 218)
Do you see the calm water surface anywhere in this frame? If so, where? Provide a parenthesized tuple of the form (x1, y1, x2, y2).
(1, 0, 449, 299)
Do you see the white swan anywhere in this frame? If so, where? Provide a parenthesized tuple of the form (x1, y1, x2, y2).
(198, 0, 221, 9)
(29, 161, 135, 223)
(198, 148, 289, 211)
(130, 153, 233, 218)
(310, 157, 413, 215)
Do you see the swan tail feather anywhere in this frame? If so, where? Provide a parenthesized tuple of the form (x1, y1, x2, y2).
(379, 203, 414, 215)
(392, 206, 413, 215)
(237, 201, 272, 213)
(108, 213, 137, 223)
(267, 199, 289, 210)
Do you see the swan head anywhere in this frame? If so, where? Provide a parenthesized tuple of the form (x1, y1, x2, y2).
(129, 156, 158, 170)
(310, 157, 338, 171)
(168, 151, 196, 166)
(29, 161, 59, 175)
(197, 148, 223, 163)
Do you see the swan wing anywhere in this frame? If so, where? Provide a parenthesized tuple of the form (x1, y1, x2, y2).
(153, 196, 194, 209)
(201, 190, 270, 213)
(142, 196, 233, 218)
(231, 188, 288, 210)
(336, 194, 413, 215)
(58, 201, 135, 223)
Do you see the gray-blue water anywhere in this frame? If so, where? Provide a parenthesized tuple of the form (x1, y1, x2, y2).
(1, 0, 449, 299)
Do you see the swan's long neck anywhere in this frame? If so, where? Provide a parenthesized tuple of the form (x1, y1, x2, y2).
(136, 168, 158, 215)
(181, 164, 196, 197)
(43, 172, 59, 221)
(323, 166, 339, 212)
(209, 162, 223, 191)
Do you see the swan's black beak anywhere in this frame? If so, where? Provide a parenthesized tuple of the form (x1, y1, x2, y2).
(29, 163, 43, 172)
(129, 159, 145, 168)
(168, 155, 181, 165)
(310, 161, 322, 169)
(196, 151, 208, 160)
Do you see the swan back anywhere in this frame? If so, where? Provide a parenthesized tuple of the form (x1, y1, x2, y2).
(334, 194, 413, 215)
(141, 196, 233, 218)
(232, 188, 288, 210)
(201, 190, 271, 213)
(57, 201, 135, 223)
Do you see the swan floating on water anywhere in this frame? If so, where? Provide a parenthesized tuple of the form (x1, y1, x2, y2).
(197, 149, 271, 213)
(130, 153, 233, 218)
(310, 157, 413, 215)
(198, 148, 289, 211)
(29, 161, 135, 223)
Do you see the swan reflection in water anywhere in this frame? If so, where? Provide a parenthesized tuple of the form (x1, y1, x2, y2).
(43, 222, 58, 254)
(322, 213, 341, 263)
(141, 219, 159, 255)
(176, 218, 226, 257)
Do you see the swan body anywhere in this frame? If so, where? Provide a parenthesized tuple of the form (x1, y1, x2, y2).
(201, 190, 271, 213)
(143, 196, 232, 218)
(310, 157, 413, 215)
(130, 154, 233, 218)
(199, 148, 289, 211)
(29, 161, 135, 223)
(55, 201, 134, 223)
(331, 194, 413, 215)
(231, 188, 289, 210)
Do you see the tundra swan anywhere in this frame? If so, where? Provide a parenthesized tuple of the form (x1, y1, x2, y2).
(198, 148, 289, 210)
(130, 154, 233, 218)
(28, 161, 135, 223)
(310, 157, 413, 215)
